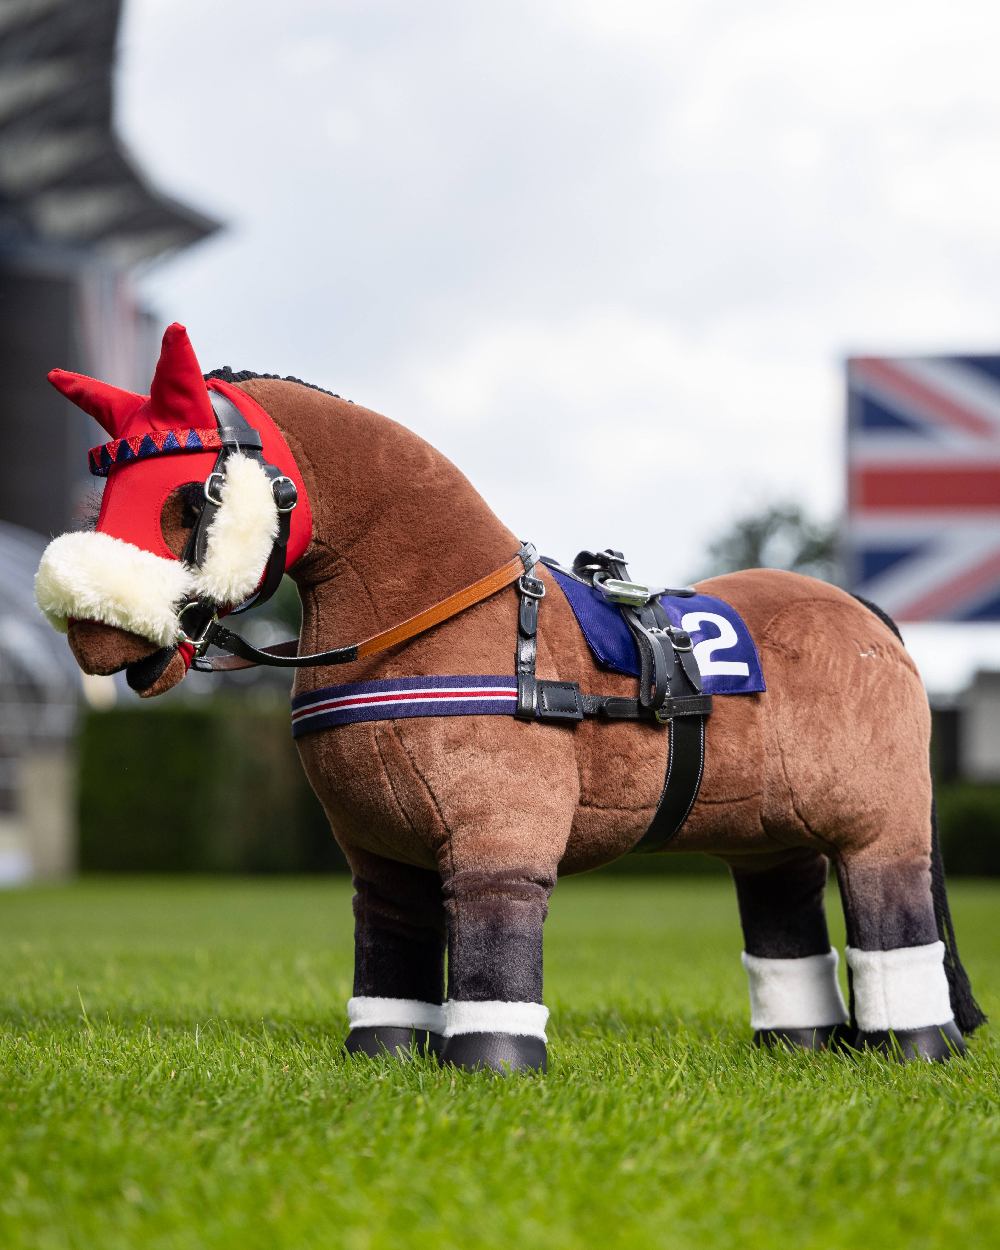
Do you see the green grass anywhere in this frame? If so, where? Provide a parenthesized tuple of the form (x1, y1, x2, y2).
(1, 876, 997, 1250)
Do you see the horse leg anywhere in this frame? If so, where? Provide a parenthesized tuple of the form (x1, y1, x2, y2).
(835, 833, 968, 1061)
(343, 849, 447, 1059)
(729, 849, 849, 1050)
(438, 865, 554, 1074)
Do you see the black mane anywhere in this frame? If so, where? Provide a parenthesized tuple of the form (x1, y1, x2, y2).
(204, 367, 343, 400)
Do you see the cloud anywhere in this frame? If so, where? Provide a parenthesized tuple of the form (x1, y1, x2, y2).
(118, 0, 1000, 685)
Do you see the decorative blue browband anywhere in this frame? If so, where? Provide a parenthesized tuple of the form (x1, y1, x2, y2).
(88, 427, 223, 476)
(547, 567, 765, 696)
(292, 675, 518, 738)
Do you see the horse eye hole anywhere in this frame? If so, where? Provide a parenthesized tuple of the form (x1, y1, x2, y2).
(177, 482, 206, 528)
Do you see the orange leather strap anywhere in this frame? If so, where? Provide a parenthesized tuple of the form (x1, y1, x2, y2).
(192, 550, 530, 672)
(356, 554, 526, 659)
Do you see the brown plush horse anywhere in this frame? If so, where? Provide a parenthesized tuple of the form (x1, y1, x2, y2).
(35, 324, 984, 1071)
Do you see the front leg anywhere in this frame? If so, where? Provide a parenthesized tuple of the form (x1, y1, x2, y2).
(440, 866, 554, 1073)
(344, 849, 447, 1058)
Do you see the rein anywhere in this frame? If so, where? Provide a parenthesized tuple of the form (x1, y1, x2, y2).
(172, 387, 532, 675)
(187, 548, 532, 673)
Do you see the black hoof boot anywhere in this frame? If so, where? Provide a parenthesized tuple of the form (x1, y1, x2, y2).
(855, 1019, 966, 1062)
(754, 1023, 854, 1053)
(441, 1032, 547, 1073)
(345, 1026, 433, 1059)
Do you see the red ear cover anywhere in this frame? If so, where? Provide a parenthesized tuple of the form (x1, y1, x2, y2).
(47, 370, 146, 439)
(148, 322, 215, 430)
(49, 323, 216, 442)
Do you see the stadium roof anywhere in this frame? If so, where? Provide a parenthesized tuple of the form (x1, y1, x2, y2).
(0, 0, 220, 266)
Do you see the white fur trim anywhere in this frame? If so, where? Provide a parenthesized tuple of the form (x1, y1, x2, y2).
(445, 1000, 549, 1040)
(34, 530, 192, 647)
(35, 456, 280, 649)
(347, 997, 445, 1033)
(846, 941, 953, 1031)
(190, 455, 278, 607)
(741, 949, 849, 1030)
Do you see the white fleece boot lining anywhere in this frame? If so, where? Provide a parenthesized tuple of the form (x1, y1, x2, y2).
(846, 941, 953, 1032)
(741, 949, 849, 1030)
(347, 996, 446, 1033)
(34, 455, 279, 648)
(445, 1000, 549, 1041)
(35, 530, 193, 648)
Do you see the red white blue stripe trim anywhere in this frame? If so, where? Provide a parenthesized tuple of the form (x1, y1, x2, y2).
(291, 675, 518, 738)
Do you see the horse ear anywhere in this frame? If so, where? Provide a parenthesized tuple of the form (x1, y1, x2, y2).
(47, 369, 146, 438)
(148, 322, 214, 429)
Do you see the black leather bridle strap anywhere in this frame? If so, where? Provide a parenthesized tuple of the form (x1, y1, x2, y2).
(178, 392, 298, 648)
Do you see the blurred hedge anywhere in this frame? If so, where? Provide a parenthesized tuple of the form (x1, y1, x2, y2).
(936, 784, 1000, 876)
(78, 704, 1000, 875)
(78, 700, 345, 873)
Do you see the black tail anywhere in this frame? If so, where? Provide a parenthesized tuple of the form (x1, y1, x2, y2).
(930, 800, 986, 1035)
(853, 593, 986, 1036)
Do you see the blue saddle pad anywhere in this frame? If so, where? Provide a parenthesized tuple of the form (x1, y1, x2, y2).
(547, 566, 765, 695)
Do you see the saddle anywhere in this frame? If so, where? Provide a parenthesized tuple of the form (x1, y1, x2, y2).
(513, 547, 711, 852)
(191, 541, 764, 852)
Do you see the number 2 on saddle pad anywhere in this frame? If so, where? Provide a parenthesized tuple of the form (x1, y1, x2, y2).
(546, 568, 766, 696)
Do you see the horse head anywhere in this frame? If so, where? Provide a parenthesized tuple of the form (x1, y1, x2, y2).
(34, 324, 312, 696)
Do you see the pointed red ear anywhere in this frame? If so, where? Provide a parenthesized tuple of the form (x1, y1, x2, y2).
(148, 322, 214, 430)
(47, 369, 146, 438)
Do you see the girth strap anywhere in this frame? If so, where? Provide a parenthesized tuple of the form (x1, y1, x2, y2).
(632, 714, 706, 852)
(555, 549, 710, 852)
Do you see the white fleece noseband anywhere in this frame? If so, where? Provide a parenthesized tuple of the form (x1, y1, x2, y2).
(35, 455, 279, 648)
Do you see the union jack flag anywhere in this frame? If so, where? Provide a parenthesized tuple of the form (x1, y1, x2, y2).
(845, 354, 1000, 621)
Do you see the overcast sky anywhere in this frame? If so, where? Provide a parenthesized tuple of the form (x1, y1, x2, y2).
(117, 0, 1000, 692)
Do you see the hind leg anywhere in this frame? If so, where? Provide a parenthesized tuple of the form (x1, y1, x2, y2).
(344, 849, 447, 1059)
(836, 841, 963, 1060)
(730, 849, 849, 1050)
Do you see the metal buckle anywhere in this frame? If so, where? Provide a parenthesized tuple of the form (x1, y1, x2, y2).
(271, 474, 298, 513)
(175, 599, 219, 656)
(668, 629, 693, 652)
(204, 470, 226, 507)
(518, 574, 546, 599)
(593, 572, 658, 608)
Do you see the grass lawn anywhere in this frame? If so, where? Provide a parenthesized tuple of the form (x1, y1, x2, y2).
(0, 875, 997, 1250)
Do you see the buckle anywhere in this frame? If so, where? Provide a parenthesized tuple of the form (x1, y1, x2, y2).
(270, 474, 298, 513)
(176, 599, 219, 656)
(204, 470, 226, 507)
(593, 572, 664, 608)
(518, 574, 545, 599)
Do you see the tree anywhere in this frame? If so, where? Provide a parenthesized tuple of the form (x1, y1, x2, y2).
(700, 503, 839, 584)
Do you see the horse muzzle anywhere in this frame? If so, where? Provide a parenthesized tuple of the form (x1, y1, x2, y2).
(66, 619, 186, 696)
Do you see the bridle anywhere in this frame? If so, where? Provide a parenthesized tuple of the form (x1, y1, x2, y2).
(174, 390, 299, 656)
(173, 390, 533, 673)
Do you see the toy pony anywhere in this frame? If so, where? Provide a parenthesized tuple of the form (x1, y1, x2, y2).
(35, 324, 984, 1071)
